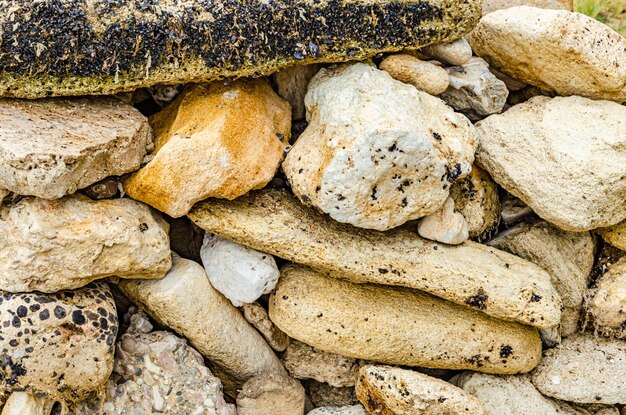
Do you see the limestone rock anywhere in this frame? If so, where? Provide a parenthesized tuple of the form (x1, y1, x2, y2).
(532, 334, 626, 404)
(0, 0, 481, 98)
(356, 365, 485, 414)
(72, 311, 236, 415)
(379, 54, 450, 95)
(597, 221, 626, 252)
(200, 233, 280, 307)
(189, 188, 561, 329)
(421, 38, 473, 66)
(476, 95, 626, 231)
(1, 392, 54, 415)
(441, 57, 509, 121)
(270, 265, 542, 374)
(0, 283, 117, 404)
(236, 372, 305, 415)
(124, 80, 290, 217)
(449, 165, 501, 240)
(585, 257, 626, 338)
(282, 341, 360, 387)
(453, 372, 584, 414)
(0, 195, 171, 292)
(242, 302, 290, 352)
(308, 381, 358, 408)
(117, 254, 285, 392)
(273, 65, 322, 120)
(483, 0, 572, 14)
(470, 7, 626, 103)
(282, 63, 477, 231)
(417, 197, 469, 245)
(488, 220, 595, 336)
(308, 406, 368, 415)
(0, 97, 151, 199)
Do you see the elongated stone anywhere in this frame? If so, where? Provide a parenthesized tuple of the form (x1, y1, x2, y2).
(269, 265, 542, 374)
(0, 0, 481, 99)
(189, 189, 561, 328)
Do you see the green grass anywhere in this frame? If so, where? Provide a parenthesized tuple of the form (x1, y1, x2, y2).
(575, 0, 626, 37)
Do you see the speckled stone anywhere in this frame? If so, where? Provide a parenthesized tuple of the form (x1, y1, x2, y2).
(0, 0, 481, 98)
(0, 283, 117, 405)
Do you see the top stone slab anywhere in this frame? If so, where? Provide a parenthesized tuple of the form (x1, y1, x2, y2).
(0, 0, 481, 98)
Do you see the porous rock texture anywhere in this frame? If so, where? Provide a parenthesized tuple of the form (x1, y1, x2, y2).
(242, 302, 291, 352)
(124, 80, 290, 217)
(417, 197, 469, 245)
(470, 7, 626, 103)
(308, 406, 368, 415)
(0, 195, 171, 293)
(189, 188, 561, 329)
(117, 254, 285, 393)
(488, 220, 596, 336)
(476, 95, 626, 231)
(356, 365, 485, 414)
(308, 381, 359, 408)
(270, 265, 542, 374)
(597, 221, 626, 252)
(0, 97, 152, 199)
(72, 311, 237, 415)
(531, 334, 626, 404)
(586, 257, 626, 338)
(283, 63, 477, 231)
(0, 0, 481, 98)
(236, 372, 306, 415)
(0, 283, 117, 405)
(379, 54, 450, 96)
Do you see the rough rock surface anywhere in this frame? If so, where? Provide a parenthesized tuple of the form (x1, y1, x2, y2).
(421, 38, 473, 66)
(598, 221, 626, 252)
(242, 302, 290, 352)
(308, 406, 368, 415)
(586, 257, 626, 338)
(0, 0, 481, 98)
(124, 80, 290, 217)
(470, 7, 626, 103)
(476, 95, 626, 231)
(0, 392, 54, 415)
(532, 334, 626, 404)
(0, 283, 117, 404)
(488, 220, 595, 336)
(282, 341, 361, 388)
(270, 265, 542, 374)
(189, 188, 561, 329)
(449, 165, 500, 240)
(0, 195, 171, 292)
(117, 254, 285, 393)
(482, 0, 572, 14)
(73, 311, 236, 415)
(0, 97, 151, 199)
(273, 64, 322, 120)
(283, 63, 477, 231)
(308, 381, 359, 408)
(200, 233, 280, 307)
(236, 372, 306, 415)
(453, 372, 584, 415)
(441, 57, 508, 121)
(417, 197, 469, 245)
(379, 54, 450, 95)
(356, 365, 485, 414)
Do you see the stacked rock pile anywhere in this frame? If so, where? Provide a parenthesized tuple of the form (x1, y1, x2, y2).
(0, 0, 625, 414)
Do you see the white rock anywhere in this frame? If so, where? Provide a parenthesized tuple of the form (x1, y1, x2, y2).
(200, 233, 280, 307)
(1, 392, 54, 415)
(470, 7, 626, 103)
(421, 38, 473, 66)
(532, 334, 626, 404)
(0, 97, 152, 199)
(283, 63, 477, 231)
(441, 57, 509, 120)
(417, 197, 469, 245)
(476, 95, 626, 231)
(308, 406, 368, 415)
(0, 195, 172, 292)
(482, 0, 572, 15)
(379, 54, 450, 95)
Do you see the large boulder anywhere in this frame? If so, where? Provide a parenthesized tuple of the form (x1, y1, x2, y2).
(470, 7, 626, 103)
(0, 97, 151, 199)
(124, 80, 290, 217)
(189, 188, 561, 329)
(0, 195, 171, 292)
(476, 96, 626, 231)
(283, 63, 477, 231)
(269, 265, 542, 374)
(0, 0, 481, 98)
